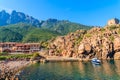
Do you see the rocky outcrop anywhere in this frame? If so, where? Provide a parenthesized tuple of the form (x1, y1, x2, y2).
(107, 18, 119, 26)
(114, 37, 120, 52)
(47, 20, 120, 60)
(48, 30, 86, 57)
(114, 52, 120, 59)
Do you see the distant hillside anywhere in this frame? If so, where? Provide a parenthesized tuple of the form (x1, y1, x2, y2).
(41, 19, 92, 35)
(0, 28, 23, 42)
(0, 10, 92, 42)
(0, 23, 60, 42)
(22, 28, 60, 42)
(2, 23, 36, 35)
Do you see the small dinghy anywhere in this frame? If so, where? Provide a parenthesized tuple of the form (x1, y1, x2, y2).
(91, 58, 101, 65)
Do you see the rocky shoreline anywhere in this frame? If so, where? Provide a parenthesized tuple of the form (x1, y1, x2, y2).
(0, 56, 91, 80)
(0, 56, 117, 80)
(0, 61, 30, 80)
(46, 56, 90, 62)
(0, 57, 87, 80)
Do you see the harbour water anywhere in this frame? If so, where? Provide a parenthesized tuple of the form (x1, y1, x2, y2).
(19, 60, 120, 80)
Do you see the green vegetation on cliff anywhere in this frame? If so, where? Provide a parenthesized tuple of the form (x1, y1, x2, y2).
(0, 21, 92, 42)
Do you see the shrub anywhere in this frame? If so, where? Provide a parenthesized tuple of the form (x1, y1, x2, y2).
(109, 36, 114, 42)
(40, 41, 49, 49)
(0, 54, 33, 60)
(85, 33, 92, 37)
(0, 56, 7, 60)
(101, 28, 105, 32)
(0, 52, 8, 55)
(75, 37, 83, 45)
(108, 25, 117, 30)
(32, 53, 40, 58)
(118, 29, 120, 34)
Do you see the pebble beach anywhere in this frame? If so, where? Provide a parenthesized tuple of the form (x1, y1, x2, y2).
(0, 61, 30, 80)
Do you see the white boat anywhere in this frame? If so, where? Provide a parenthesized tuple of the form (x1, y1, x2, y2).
(91, 58, 101, 65)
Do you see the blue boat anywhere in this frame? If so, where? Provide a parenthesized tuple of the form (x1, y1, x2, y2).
(91, 58, 101, 65)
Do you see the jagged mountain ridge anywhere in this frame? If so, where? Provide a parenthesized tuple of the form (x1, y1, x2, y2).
(0, 10, 40, 26)
(41, 19, 91, 35)
(0, 10, 92, 32)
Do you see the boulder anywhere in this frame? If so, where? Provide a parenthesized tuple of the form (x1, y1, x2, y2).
(107, 18, 119, 26)
(114, 37, 120, 52)
(78, 43, 91, 54)
(78, 44, 85, 54)
(84, 43, 91, 53)
(114, 52, 120, 59)
(48, 49, 55, 55)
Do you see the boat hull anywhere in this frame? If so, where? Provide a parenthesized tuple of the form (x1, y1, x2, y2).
(91, 58, 101, 65)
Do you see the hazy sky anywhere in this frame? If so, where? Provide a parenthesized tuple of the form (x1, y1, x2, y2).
(0, 0, 120, 26)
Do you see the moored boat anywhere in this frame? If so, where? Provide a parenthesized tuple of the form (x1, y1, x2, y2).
(91, 58, 101, 65)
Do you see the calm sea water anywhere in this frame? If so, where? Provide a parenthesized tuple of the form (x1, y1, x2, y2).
(19, 60, 120, 80)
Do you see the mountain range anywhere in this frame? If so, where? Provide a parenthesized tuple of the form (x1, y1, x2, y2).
(0, 10, 92, 42)
(0, 10, 40, 26)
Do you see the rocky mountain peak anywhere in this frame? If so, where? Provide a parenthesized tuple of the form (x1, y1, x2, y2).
(0, 10, 7, 14)
(0, 10, 10, 26)
(46, 18, 58, 22)
(11, 10, 17, 14)
(0, 10, 40, 27)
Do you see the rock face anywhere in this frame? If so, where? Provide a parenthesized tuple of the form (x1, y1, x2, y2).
(0, 10, 10, 26)
(107, 18, 119, 26)
(114, 37, 120, 52)
(0, 10, 40, 26)
(46, 19, 120, 60)
(114, 52, 120, 59)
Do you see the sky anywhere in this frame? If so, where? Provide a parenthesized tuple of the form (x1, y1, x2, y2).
(0, 0, 120, 26)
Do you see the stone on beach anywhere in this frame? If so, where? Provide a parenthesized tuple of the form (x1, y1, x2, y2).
(0, 61, 30, 79)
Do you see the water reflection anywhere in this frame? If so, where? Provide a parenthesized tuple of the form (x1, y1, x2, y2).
(91, 63, 101, 67)
(114, 60, 120, 75)
(20, 60, 120, 80)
